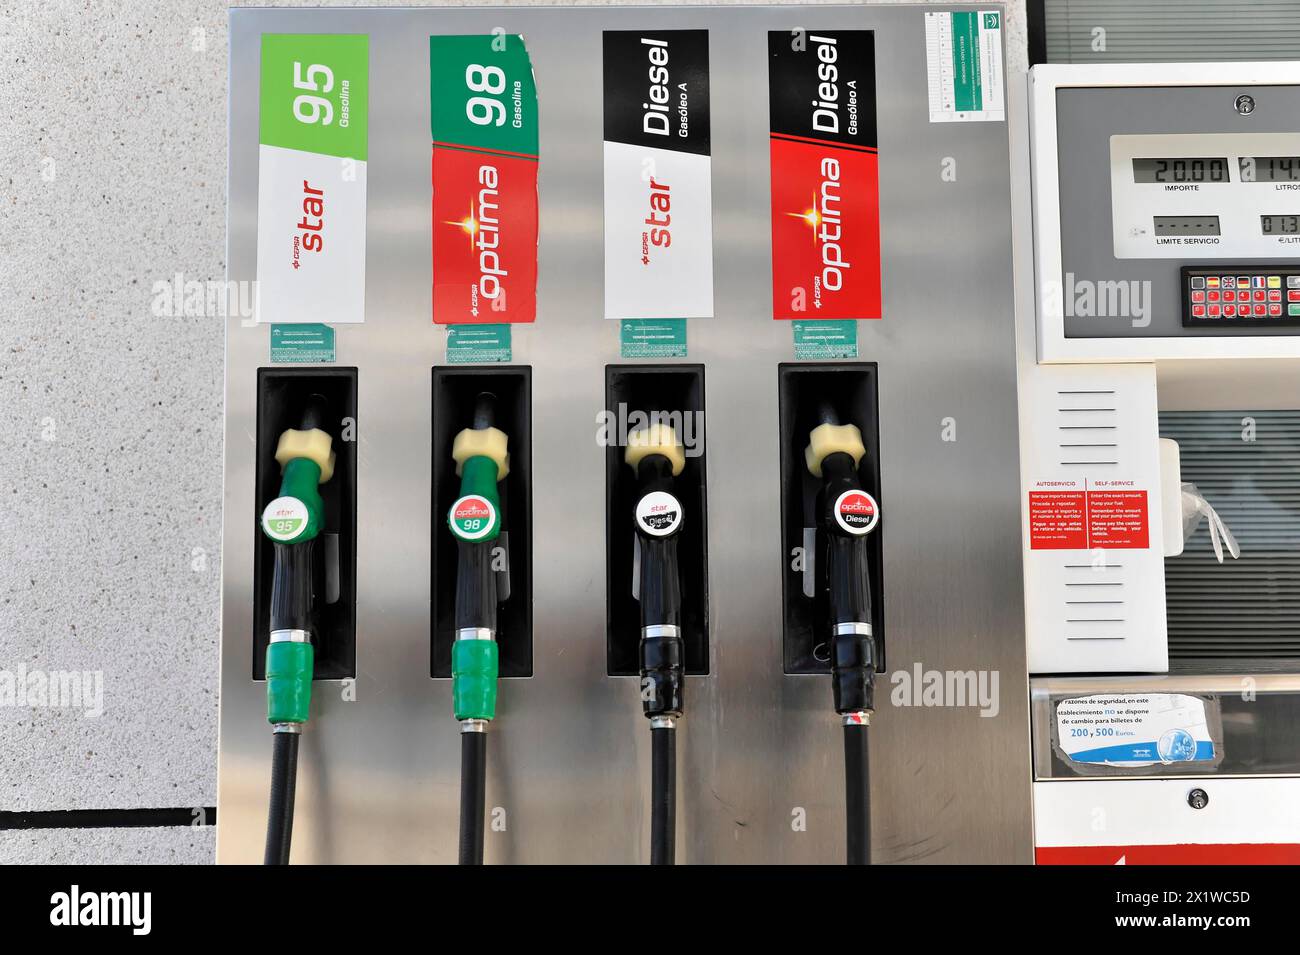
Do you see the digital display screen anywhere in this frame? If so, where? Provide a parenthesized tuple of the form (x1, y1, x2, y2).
(1132, 157, 1228, 183)
(1262, 214, 1300, 235)
(1240, 157, 1300, 182)
(1154, 215, 1220, 236)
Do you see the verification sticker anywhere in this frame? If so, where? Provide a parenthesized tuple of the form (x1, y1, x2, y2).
(1056, 693, 1216, 767)
(447, 323, 512, 363)
(793, 319, 857, 359)
(270, 323, 336, 363)
(256, 34, 368, 324)
(924, 11, 1004, 123)
(620, 319, 687, 358)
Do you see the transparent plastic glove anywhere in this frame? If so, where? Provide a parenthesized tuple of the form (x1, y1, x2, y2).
(1181, 482, 1239, 563)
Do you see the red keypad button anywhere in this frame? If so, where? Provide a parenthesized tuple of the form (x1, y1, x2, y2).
(1225, 304, 1238, 317)
(1255, 304, 1267, 317)
(1192, 304, 1206, 317)
(1192, 291, 1205, 302)
(1290, 291, 1300, 302)
(1208, 305, 1221, 317)
(1270, 289, 1282, 302)
(1209, 291, 1221, 302)
(1270, 304, 1283, 316)
(1255, 290, 1266, 302)
(1224, 290, 1236, 302)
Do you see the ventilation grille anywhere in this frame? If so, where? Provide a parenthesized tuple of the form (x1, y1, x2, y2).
(1045, 0, 1300, 63)
(1160, 410, 1300, 665)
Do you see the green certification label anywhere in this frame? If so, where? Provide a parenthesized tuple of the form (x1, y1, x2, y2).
(793, 320, 858, 359)
(447, 324, 512, 363)
(429, 35, 538, 156)
(260, 34, 368, 160)
(271, 323, 336, 363)
(620, 319, 687, 359)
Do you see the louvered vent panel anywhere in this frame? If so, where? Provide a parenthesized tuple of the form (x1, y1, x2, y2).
(1045, 0, 1300, 63)
(1160, 410, 1300, 664)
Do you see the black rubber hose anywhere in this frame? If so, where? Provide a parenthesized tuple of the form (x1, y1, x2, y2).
(650, 725, 676, 865)
(264, 731, 300, 866)
(459, 730, 487, 865)
(843, 722, 871, 865)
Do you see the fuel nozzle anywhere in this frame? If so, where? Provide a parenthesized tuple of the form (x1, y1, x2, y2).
(625, 422, 687, 723)
(447, 392, 510, 865)
(259, 394, 335, 865)
(805, 405, 879, 718)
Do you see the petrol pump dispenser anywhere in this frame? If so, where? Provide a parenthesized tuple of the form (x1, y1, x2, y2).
(446, 393, 512, 866)
(258, 396, 337, 865)
(624, 423, 688, 865)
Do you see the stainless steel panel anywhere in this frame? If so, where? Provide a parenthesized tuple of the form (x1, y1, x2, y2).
(220, 5, 1029, 863)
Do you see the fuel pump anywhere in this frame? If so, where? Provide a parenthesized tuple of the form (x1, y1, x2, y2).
(446, 393, 511, 865)
(258, 396, 336, 866)
(625, 423, 687, 865)
(805, 406, 880, 866)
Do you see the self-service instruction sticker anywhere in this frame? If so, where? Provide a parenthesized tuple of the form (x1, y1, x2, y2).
(768, 31, 882, 321)
(1055, 693, 1216, 768)
(923, 11, 1005, 123)
(430, 35, 539, 324)
(602, 30, 714, 320)
(256, 34, 369, 325)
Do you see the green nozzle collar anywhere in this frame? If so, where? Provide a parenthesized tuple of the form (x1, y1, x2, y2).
(261, 457, 325, 544)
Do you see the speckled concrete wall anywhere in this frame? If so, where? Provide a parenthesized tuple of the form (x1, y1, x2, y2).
(0, 0, 1025, 864)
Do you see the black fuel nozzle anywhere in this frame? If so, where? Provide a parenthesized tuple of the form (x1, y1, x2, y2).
(626, 424, 686, 721)
(807, 412, 878, 716)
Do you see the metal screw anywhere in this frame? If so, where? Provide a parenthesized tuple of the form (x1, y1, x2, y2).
(1187, 788, 1210, 810)
(1235, 94, 1256, 115)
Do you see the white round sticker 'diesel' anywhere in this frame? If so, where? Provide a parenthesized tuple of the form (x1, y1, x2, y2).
(261, 496, 310, 542)
(834, 489, 879, 536)
(635, 490, 683, 537)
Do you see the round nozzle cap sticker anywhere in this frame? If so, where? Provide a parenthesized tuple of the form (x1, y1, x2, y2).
(449, 494, 497, 541)
(635, 490, 683, 537)
(834, 489, 879, 536)
(261, 496, 309, 542)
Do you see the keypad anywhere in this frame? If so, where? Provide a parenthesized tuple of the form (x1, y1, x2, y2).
(1183, 267, 1300, 327)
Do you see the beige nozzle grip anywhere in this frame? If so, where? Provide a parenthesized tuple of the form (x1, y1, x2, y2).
(624, 422, 685, 477)
(452, 426, 510, 479)
(804, 422, 866, 477)
(275, 427, 336, 483)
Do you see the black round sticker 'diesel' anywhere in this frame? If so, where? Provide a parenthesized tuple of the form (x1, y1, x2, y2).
(636, 490, 682, 537)
(834, 489, 879, 536)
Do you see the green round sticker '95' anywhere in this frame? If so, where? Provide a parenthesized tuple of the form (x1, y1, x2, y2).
(449, 494, 497, 541)
(262, 496, 310, 542)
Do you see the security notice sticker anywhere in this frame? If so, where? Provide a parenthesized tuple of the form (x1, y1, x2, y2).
(603, 31, 714, 320)
(924, 11, 1005, 123)
(256, 34, 368, 324)
(769, 31, 882, 321)
(430, 35, 539, 324)
(1055, 694, 1216, 767)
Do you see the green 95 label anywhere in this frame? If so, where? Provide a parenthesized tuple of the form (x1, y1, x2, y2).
(262, 496, 309, 542)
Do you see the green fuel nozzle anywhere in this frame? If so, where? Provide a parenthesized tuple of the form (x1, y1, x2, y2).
(260, 395, 335, 728)
(448, 393, 510, 724)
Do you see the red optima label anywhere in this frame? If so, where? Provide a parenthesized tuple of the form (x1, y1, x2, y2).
(453, 497, 491, 520)
(432, 149, 539, 324)
(768, 30, 881, 320)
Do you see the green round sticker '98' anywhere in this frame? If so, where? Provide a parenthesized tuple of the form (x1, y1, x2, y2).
(262, 496, 310, 542)
(449, 494, 496, 541)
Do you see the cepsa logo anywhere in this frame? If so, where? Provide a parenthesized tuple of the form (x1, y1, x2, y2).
(768, 30, 881, 320)
(443, 164, 509, 311)
(291, 179, 326, 270)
